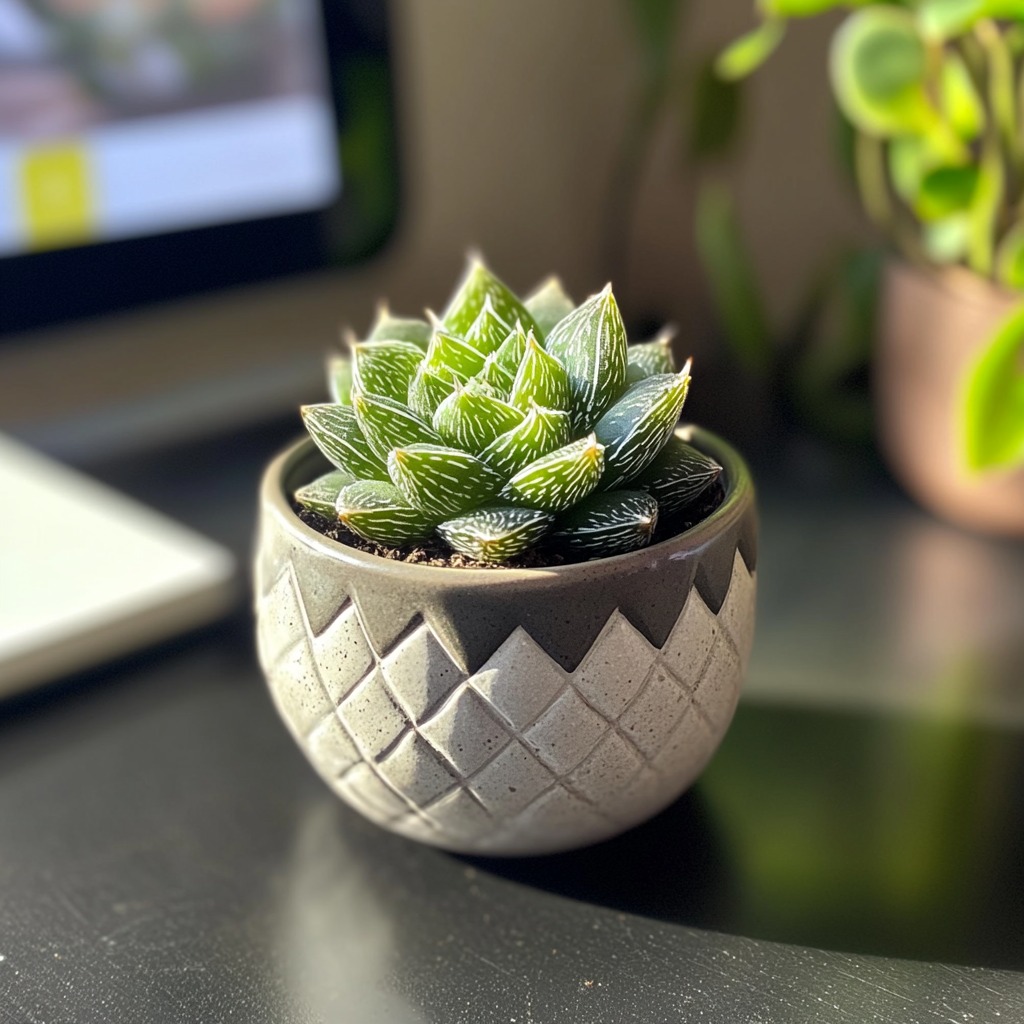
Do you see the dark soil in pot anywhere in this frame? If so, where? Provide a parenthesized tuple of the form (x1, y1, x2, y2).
(292, 478, 727, 570)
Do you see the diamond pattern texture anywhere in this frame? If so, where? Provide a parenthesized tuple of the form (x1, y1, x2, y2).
(258, 553, 756, 855)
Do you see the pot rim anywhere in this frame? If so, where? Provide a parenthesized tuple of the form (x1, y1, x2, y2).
(261, 424, 754, 584)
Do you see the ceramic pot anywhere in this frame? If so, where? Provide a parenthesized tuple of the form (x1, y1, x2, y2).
(876, 263, 1024, 536)
(254, 426, 758, 855)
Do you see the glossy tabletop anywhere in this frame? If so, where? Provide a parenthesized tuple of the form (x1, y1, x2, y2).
(1, 420, 1023, 1023)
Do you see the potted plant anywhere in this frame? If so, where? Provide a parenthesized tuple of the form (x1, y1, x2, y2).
(719, 1, 1024, 535)
(254, 257, 757, 856)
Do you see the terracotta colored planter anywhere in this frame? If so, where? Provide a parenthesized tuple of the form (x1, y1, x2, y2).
(254, 427, 757, 856)
(876, 263, 1024, 537)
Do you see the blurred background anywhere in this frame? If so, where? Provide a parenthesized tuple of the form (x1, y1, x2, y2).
(2, 0, 1024, 998)
(0, 0, 870, 455)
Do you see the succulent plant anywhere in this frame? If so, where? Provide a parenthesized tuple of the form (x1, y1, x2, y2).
(295, 257, 722, 565)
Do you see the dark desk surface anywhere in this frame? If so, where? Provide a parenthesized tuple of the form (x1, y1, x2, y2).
(2, 421, 1023, 1023)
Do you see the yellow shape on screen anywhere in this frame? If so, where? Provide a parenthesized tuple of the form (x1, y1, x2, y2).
(20, 145, 96, 250)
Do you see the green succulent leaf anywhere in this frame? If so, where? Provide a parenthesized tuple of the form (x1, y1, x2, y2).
(963, 302, 1024, 472)
(336, 480, 436, 545)
(327, 355, 354, 405)
(626, 328, 677, 383)
(478, 404, 573, 478)
(636, 435, 723, 517)
(716, 20, 786, 82)
(552, 490, 659, 558)
(294, 469, 356, 519)
(388, 444, 504, 517)
(407, 364, 457, 421)
(352, 390, 444, 462)
(916, 165, 979, 221)
(502, 434, 605, 512)
(997, 224, 1024, 290)
(437, 506, 554, 564)
(829, 8, 932, 138)
(442, 255, 539, 337)
(479, 352, 517, 396)
(593, 368, 692, 488)
(494, 322, 529, 373)
(432, 381, 525, 453)
(367, 306, 431, 348)
(524, 276, 575, 339)
(301, 403, 387, 480)
(508, 333, 573, 412)
(464, 296, 515, 356)
(423, 325, 488, 382)
(544, 284, 628, 431)
(351, 339, 425, 402)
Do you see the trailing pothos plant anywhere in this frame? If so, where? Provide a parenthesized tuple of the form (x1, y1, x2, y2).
(295, 257, 722, 565)
(719, 0, 1024, 473)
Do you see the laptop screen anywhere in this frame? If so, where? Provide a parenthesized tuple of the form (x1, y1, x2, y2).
(0, 0, 340, 257)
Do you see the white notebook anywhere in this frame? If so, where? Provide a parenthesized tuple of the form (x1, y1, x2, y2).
(0, 434, 237, 698)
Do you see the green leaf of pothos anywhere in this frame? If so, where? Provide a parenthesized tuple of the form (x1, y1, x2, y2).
(962, 302, 1024, 472)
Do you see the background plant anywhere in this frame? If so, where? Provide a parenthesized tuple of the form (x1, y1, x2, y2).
(295, 257, 722, 565)
(615, 0, 879, 446)
(720, 0, 1024, 473)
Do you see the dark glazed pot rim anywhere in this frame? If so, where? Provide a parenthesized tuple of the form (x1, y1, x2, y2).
(262, 424, 755, 585)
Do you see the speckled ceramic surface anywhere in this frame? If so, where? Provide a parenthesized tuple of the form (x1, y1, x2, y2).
(255, 426, 758, 855)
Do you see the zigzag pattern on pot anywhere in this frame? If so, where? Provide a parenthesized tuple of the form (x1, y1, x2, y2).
(260, 513, 757, 674)
(258, 550, 756, 854)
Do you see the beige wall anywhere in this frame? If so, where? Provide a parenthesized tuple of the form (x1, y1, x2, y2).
(1, 0, 873, 436)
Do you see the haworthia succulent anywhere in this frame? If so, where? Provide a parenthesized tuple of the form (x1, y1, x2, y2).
(351, 340, 424, 402)
(478, 404, 573, 478)
(327, 355, 354, 405)
(424, 325, 488, 382)
(294, 469, 356, 518)
(353, 390, 444, 462)
(502, 434, 605, 512)
(301, 403, 387, 480)
(524, 276, 575, 339)
(367, 306, 431, 348)
(299, 255, 724, 562)
(336, 480, 436, 545)
(464, 296, 514, 356)
(407, 364, 457, 421)
(594, 367, 691, 489)
(636, 436, 722, 517)
(626, 328, 677, 383)
(432, 382, 525, 453)
(544, 284, 628, 432)
(508, 334, 573, 412)
(388, 444, 505, 518)
(437, 506, 554, 564)
(552, 490, 659, 558)
(442, 256, 539, 337)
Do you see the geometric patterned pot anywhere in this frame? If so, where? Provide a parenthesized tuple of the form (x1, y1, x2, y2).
(255, 426, 758, 855)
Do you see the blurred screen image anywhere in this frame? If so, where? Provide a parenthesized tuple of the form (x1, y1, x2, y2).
(0, 0, 340, 255)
